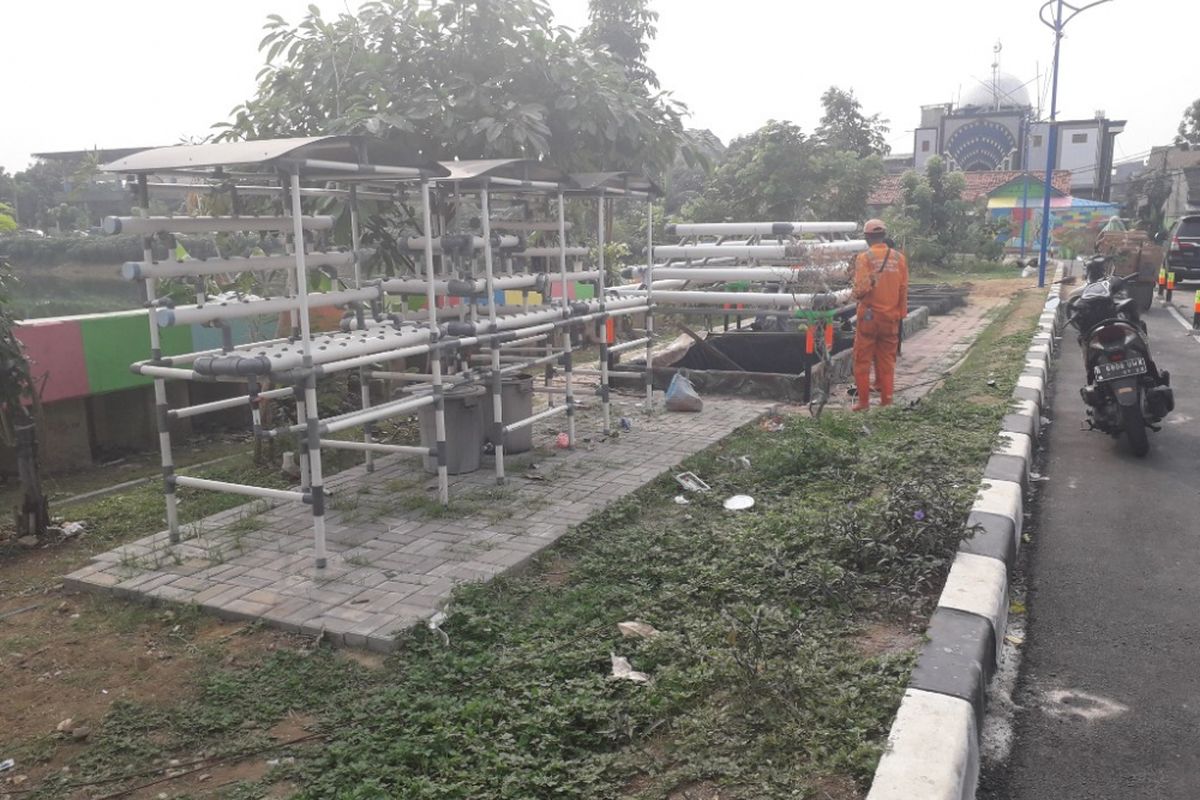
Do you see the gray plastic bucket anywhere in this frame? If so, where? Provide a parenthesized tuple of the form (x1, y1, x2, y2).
(416, 384, 486, 475)
(483, 373, 536, 455)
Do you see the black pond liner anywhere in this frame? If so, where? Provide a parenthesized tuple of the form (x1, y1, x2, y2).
(611, 329, 856, 403)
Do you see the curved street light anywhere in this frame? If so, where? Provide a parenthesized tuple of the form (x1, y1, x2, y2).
(1036, 0, 1113, 287)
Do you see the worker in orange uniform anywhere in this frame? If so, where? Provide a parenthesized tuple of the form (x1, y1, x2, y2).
(851, 219, 908, 411)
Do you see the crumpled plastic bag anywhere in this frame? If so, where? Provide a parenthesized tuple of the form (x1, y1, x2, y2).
(665, 372, 703, 412)
(610, 653, 650, 683)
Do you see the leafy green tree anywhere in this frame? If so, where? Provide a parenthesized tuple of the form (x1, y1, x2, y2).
(583, 0, 659, 86)
(218, 0, 687, 176)
(884, 156, 999, 264)
(809, 149, 885, 222)
(1175, 98, 1200, 148)
(684, 121, 815, 222)
(815, 86, 891, 158)
(0, 203, 16, 234)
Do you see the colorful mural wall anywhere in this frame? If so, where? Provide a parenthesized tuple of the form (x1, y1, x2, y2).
(13, 311, 277, 404)
(984, 176, 1117, 252)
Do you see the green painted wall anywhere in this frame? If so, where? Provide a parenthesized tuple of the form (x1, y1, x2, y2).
(80, 312, 193, 395)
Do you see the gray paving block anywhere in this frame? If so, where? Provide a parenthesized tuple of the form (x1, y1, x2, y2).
(984, 454, 1028, 489)
(909, 607, 994, 732)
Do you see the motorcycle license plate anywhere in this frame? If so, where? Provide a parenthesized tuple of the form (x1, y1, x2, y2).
(1094, 357, 1147, 383)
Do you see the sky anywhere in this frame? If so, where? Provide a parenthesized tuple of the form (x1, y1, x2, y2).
(3, 0, 1196, 174)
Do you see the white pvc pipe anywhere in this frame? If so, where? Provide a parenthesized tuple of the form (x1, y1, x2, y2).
(609, 336, 650, 355)
(322, 392, 435, 435)
(668, 221, 859, 236)
(381, 271, 599, 296)
(402, 234, 521, 252)
(513, 246, 589, 258)
(645, 199, 655, 409)
(631, 266, 848, 282)
(421, 180, 450, 507)
(173, 474, 306, 503)
(123, 251, 357, 281)
(504, 403, 569, 433)
(167, 386, 293, 419)
(280, 158, 424, 177)
(143, 183, 395, 201)
(104, 215, 333, 235)
(157, 286, 379, 327)
(319, 439, 431, 457)
(481, 188, 506, 485)
(628, 288, 853, 309)
(491, 220, 574, 232)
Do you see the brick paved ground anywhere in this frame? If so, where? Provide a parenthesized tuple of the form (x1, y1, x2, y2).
(64, 293, 1007, 651)
(892, 296, 1008, 404)
(64, 397, 770, 652)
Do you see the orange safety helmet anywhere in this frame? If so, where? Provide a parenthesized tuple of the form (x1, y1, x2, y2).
(863, 219, 887, 235)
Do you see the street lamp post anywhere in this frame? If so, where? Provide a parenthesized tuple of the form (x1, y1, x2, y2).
(1036, 0, 1113, 288)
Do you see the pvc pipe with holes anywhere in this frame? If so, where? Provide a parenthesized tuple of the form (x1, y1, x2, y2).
(103, 215, 334, 235)
(666, 221, 859, 236)
(122, 251, 360, 281)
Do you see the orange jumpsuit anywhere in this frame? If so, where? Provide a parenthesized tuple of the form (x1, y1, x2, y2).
(851, 244, 908, 408)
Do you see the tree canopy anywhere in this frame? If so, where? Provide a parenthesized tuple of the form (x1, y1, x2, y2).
(216, 0, 689, 176)
(1176, 98, 1200, 148)
(884, 156, 1003, 263)
(814, 87, 891, 158)
(583, 0, 659, 87)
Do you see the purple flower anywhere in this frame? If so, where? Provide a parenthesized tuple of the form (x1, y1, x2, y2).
(913, 510, 926, 521)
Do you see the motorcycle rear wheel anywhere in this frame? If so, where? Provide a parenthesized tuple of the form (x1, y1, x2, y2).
(1122, 402, 1150, 457)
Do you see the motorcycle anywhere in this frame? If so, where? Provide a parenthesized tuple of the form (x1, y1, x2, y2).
(1065, 255, 1175, 457)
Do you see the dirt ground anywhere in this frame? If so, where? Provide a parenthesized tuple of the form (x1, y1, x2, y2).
(0, 538, 314, 795)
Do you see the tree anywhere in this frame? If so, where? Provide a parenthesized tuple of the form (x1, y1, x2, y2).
(815, 86, 891, 158)
(583, 0, 659, 86)
(683, 121, 816, 222)
(1175, 98, 1200, 148)
(0, 203, 16, 234)
(217, 0, 688, 177)
(0, 258, 50, 538)
(884, 156, 999, 264)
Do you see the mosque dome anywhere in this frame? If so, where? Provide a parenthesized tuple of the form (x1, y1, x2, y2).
(960, 73, 1033, 111)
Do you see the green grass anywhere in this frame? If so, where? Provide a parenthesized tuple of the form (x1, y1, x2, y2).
(912, 258, 1024, 284)
(20, 294, 1040, 799)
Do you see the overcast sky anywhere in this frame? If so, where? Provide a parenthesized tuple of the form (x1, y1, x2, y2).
(3, 0, 1195, 174)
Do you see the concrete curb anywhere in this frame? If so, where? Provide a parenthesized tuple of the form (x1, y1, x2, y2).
(867, 264, 1065, 800)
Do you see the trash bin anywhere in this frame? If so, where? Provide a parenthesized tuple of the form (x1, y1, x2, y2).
(415, 384, 486, 474)
(483, 373, 535, 455)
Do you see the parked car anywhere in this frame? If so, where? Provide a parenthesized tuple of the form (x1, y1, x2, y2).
(1164, 215, 1200, 282)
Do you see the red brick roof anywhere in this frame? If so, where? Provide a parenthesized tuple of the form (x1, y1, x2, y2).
(868, 170, 1073, 207)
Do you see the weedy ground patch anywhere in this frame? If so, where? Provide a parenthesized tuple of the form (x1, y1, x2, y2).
(6, 292, 1040, 799)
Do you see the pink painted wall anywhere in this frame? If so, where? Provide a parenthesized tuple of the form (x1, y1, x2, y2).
(13, 319, 90, 403)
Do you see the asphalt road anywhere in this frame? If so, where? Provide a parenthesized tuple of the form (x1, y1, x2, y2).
(982, 291, 1200, 800)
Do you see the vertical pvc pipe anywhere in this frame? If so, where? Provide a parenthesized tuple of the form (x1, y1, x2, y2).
(422, 181, 450, 506)
(138, 176, 181, 542)
(281, 175, 309, 490)
(597, 196, 610, 435)
(481, 187, 505, 485)
(645, 199, 655, 409)
(349, 185, 375, 473)
(559, 193, 576, 448)
(290, 172, 326, 570)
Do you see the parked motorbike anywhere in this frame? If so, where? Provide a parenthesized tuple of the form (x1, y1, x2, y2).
(1065, 255, 1174, 456)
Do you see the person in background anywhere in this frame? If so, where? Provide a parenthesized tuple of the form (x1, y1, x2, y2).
(851, 219, 908, 411)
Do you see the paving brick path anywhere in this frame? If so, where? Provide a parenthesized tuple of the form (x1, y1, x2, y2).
(64, 293, 1007, 651)
(65, 398, 770, 651)
(892, 297, 1007, 404)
